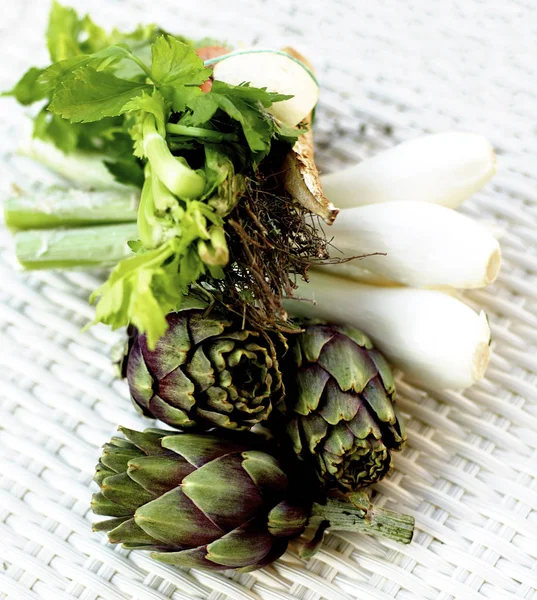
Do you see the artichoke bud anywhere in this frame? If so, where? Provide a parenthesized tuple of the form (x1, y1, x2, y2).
(278, 323, 407, 493)
(123, 301, 283, 431)
(92, 428, 414, 571)
(92, 428, 308, 571)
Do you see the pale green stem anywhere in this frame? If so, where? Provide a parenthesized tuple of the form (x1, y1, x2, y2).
(18, 139, 129, 190)
(311, 498, 414, 545)
(143, 116, 206, 199)
(5, 188, 139, 230)
(15, 223, 138, 270)
(166, 123, 239, 142)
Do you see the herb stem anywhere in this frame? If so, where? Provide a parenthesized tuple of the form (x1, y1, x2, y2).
(143, 117, 206, 198)
(166, 123, 239, 142)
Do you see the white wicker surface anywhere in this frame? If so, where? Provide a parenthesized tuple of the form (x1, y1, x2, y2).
(1, 1, 537, 599)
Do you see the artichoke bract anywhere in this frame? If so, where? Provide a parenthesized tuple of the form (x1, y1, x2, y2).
(124, 297, 282, 430)
(92, 428, 414, 572)
(279, 323, 406, 493)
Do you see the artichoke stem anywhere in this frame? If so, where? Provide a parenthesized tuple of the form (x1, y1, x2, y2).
(311, 498, 414, 545)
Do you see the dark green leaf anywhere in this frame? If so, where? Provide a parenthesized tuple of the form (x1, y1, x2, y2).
(49, 67, 151, 123)
(104, 158, 144, 187)
(185, 81, 292, 159)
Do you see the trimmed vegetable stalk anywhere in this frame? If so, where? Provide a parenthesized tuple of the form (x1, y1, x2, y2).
(14, 223, 138, 269)
(18, 138, 130, 191)
(322, 201, 501, 289)
(321, 132, 496, 209)
(288, 270, 491, 390)
(5, 187, 139, 230)
(212, 48, 319, 127)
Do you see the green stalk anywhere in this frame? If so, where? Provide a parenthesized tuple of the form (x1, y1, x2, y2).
(311, 498, 414, 545)
(15, 223, 137, 269)
(166, 123, 239, 142)
(143, 117, 206, 199)
(5, 188, 139, 230)
(19, 139, 129, 190)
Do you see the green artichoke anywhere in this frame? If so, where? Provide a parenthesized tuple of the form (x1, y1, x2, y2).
(278, 323, 406, 493)
(124, 297, 282, 430)
(92, 428, 414, 571)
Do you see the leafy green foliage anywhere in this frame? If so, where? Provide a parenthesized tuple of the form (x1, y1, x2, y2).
(5, 1, 303, 346)
(47, 0, 81, 61)
(49, 68, 151, 122)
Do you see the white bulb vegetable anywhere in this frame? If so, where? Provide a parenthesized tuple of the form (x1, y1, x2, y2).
(212, 49, 319, 127)
(321, 132, 496, 209)
(288, 271, 491, 390)
(323, 201, 501, 288)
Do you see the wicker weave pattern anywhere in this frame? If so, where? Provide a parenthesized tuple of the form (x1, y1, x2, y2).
(1, 1, 537, 599)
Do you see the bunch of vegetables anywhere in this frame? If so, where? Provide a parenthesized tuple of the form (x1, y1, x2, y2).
(3, 1, 502, 572)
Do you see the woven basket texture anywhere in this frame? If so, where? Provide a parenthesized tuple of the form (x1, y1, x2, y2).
(1, 1, 537, 599)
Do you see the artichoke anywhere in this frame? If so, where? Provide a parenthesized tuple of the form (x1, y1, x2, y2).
(278, 323, 406, 493)
(92, 427, 414, 571)
(124, 297, 282, 430)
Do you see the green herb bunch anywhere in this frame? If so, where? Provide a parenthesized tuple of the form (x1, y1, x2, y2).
(7, 1, 300, 347)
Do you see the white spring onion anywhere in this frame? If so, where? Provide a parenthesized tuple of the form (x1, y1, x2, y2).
(322, 201, 501, 289)
(288, 271, 491, 390)
(321, 132, 496, 209)
(212, 49, 319, 127)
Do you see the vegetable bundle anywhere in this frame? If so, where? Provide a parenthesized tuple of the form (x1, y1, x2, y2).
(3, 0, 502, 573)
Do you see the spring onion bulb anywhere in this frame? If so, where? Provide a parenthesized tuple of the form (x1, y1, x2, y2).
(318, 263, 400, 286)
(212, 49, 319, 126)
(321, 132, 496, 209)
(288, 271, 491, 390)
(322, 201, 501, 289)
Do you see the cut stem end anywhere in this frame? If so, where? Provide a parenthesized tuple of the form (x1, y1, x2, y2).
(311, 498, 414, 545)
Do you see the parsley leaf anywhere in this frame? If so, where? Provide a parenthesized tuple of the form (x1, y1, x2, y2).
(3, 67, 47, 105)
(150, 36, 210, 112)
(185, 81, 294, 159)
(151, 36, 210, 86)
(49, 67, 151, 123)
(47, 0, 81, 61)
